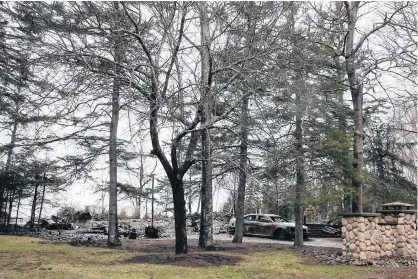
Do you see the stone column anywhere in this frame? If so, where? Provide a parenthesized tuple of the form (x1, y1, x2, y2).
(340, 213, 381, 260)
(340, 204, 417, 261)
(378, 208, 417, 258)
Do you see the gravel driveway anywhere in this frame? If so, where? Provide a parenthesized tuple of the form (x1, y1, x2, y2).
(187, 233, 342, 249)
(34, 229, 341, 249)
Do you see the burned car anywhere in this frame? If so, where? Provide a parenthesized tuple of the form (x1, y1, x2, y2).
(228, 214, 309, 240)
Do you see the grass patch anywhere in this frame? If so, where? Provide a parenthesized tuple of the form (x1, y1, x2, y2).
(0, 236, 393, 279)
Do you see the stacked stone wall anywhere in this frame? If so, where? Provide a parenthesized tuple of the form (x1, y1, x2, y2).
(341, 212, 416, 260)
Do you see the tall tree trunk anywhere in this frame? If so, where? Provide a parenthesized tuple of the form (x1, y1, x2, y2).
(37, 173, 47, 230)
(108, 1, 122, 246)
(333, 60, 353, 213)
(3, 191, 8, 224)
(294, 86, 305, 247)
(196, 190, 201, 214)
(289, 2, 305, 247)
(137, 154, 144, 218)
(146, 199, 149, 218)
(151, 175, 154, 226)
(188, 195, 192, 215)
(1, 188, 5, 225)
(188, 171, 192, 214)
(0, 106, 18, 224)
(171, 177, 188, 253)
(344, 2, 363, 213)
(351, 91, 364, 213)
(15, 191, 21, 229)
(30, 176, 39, 231)
(232, 94, 249, 243)
(198, 1, 214, 249)
(232, 5, 254, 243)
(340, 95, 353, 212)
(136, 198, 142, 218)
(199, 114, 214, 249)
(7, 189, 14, 227)
(165, 187, 168, 217)
(275, 176, 280, 215)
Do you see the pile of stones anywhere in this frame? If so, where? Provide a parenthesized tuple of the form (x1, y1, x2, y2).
(302, 249, 417, 267)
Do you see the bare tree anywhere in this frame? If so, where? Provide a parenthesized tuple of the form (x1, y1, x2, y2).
(232, 2, 256, 244)
(107, 1, 123, 246)
(198, 1, 214, 249)
(343, 1, 415, 212)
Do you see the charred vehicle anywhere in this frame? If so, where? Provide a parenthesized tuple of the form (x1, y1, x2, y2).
(228, 214, 309, 240)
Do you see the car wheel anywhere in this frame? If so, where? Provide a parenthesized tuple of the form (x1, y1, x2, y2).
(274, 229, 287, 240)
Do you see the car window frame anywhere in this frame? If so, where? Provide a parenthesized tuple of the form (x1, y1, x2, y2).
(257, 215, 272, 223)
(270, 215, 290, 223)
(244, 214, 257, 222)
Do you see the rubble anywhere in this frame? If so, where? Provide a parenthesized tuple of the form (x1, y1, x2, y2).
(4, 211, 234, 244)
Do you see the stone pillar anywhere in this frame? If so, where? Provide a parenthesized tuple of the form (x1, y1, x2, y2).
(378, 208, 417, 258)
(340, 204, 417, 261)
(341, 213, 381, 260)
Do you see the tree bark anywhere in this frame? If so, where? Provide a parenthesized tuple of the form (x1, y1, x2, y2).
(37, 172, 47, 230)
(196, 190, 201, 214)
(232, 94, 249, 243)
(351, 91, 364, 213)
(188, 171, 192, 214)
(340, 93, 353, 213)
(289, 2, 305, 247)
(294, 84, 305, 247)
(344, 1, 363, 213)
(332, 59, 353, 213)
(198, 1, 214, 250)
(151, 175, 154, 227)
(7, 189, 14, 227)
(146, 199, 149, 219)
(15, 191, 21, 229)
(3, 191, 8, 224)
(232, 4, 254, 243)
(0, 105, 18, 224)
(171, 177, 188, 254)
(108, 1, 122, 246)
(30, 175, 39, 231)
(199, 128, 214, 248)
(136, 154, 145, 218)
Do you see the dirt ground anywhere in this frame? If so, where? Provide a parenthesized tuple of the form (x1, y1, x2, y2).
(82, 238, 416, 279)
